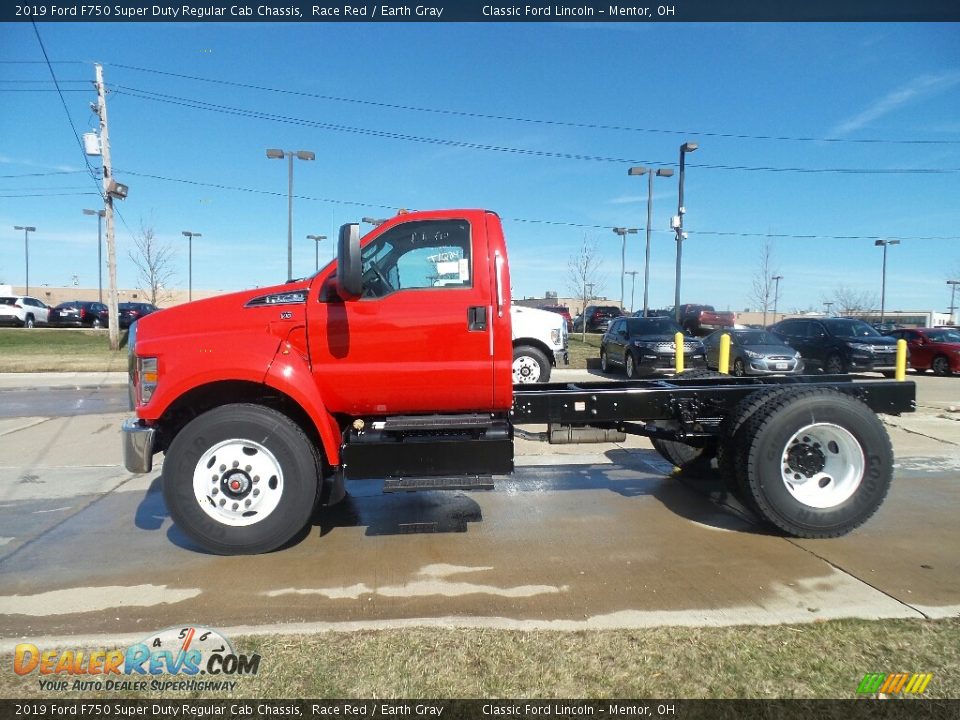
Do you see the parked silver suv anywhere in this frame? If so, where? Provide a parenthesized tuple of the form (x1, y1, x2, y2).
(0, 295, 51, 328)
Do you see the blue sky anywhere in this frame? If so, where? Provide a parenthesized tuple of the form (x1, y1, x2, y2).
(2, 21, 959, 315)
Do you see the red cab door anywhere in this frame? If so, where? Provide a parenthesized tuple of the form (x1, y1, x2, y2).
(307, 213, 497, 416)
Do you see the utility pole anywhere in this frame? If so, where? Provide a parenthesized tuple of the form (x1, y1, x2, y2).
(95, 63, 121, 351)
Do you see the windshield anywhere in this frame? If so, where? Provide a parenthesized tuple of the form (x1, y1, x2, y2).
(626, 318, 682, 336)
(824, 319, 881, 338)
(738, 330, 783, 346)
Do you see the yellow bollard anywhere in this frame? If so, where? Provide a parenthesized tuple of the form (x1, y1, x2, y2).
(896, 338, 907, 381)
(674, 331, 685, 374)
(718, 333, 731, 374)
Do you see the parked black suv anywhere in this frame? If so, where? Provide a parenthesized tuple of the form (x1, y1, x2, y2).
(769, 317, 898, 374)
(600, 316, 706, 378)
(573, 305, 622, 333)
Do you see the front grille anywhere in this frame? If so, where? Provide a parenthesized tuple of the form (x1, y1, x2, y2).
(651, 342, 700, 354)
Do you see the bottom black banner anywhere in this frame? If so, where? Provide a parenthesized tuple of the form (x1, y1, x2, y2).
(1, 699, 957, 720)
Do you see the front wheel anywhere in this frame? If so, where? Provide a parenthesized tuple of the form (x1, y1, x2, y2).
(162, 404, 321, 554)
(624, 352, 637, 379)
(513, 345, 550, 384)
(24, 315, 35, 329)
(731, 358, 745, 376)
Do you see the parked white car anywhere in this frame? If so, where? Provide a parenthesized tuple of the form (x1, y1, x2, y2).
(511, 305, 568, 383)
(0, 295, 51, 328)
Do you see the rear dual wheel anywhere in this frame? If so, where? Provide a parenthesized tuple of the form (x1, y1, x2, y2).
(723, 388, 893, 537)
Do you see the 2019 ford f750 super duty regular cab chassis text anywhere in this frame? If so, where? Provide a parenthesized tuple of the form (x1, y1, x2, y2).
(121, 209, 915, 555)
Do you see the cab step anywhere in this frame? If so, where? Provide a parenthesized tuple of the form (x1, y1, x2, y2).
(383, 475, 494, 493)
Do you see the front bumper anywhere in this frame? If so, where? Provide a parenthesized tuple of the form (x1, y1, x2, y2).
(122, 418, 156, 473)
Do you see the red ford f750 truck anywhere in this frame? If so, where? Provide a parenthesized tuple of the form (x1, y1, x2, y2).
(122, 209, 915, 555)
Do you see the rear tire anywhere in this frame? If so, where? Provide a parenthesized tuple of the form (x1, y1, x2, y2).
(735, 389, 893, 538)
(24, 315, 35, 329)
(162, 403, 321, 554)
(932, 355, 952, 377)
(600, 349, 611, 374)
(91, 318, 103, 329)
(824, 353, 845, 374)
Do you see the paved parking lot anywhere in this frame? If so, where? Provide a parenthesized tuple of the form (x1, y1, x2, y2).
(0, 371, 958, 649)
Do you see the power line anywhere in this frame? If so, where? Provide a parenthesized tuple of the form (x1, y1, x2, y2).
(0, 170, 90, 178)
(112, 86, 960, 175)
(30, 24, 102, 191)
(117, 167, 960, 242)
(0, 191, 100, 197)
(109, 62, 958, 146)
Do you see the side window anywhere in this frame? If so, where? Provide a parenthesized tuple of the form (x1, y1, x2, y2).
(359, 219, 471, 299)
(609, 319, 623, 335)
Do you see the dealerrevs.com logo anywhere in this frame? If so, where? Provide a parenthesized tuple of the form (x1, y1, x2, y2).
(13, 626, 261, 693)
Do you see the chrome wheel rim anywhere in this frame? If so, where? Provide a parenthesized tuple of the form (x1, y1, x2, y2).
(513, 355, 541, 383)
(780, 423, 864, 509)
(193, 438, 284, 526)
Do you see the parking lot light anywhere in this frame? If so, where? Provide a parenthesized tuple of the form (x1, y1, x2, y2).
(13, 225, 36, 295)
(266, 148, 315, 281)
(182, 231, 202, 302)
(628, 166, 674, 317)
(307, 234, 327, 272)
(875, 239, 900, 324)
(83, 210, 105, 302)
(674, 142, 698, 324)
(772, 275, 783, 323)
(612, 227, 638, 312)
(947, 280, 960, 324)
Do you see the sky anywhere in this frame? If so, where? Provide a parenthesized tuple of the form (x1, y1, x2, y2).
(1, 20, 959, 316)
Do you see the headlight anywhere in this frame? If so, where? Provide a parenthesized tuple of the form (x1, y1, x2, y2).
(137, 357, 159, 404)
(633, 340, 653, 349)
(744, 349, 763, 359)
(847, 342, 871, 351)
(794, 351, 801, 359)
(551, 328, 562, 346)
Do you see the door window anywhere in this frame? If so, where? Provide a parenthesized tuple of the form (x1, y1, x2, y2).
(358, 219, 471, 299)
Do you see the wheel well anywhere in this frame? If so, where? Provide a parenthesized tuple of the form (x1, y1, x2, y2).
(154, 380, 324, 457)
(513, 338, 554, 366)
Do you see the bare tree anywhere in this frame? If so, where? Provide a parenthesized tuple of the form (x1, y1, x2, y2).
(128, 216, 176, 306)
(824, 286, 878, 318)
(748, 238, 779, 327)
(567, 235, 606, 340)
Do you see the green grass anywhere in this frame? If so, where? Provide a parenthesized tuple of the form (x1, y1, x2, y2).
(0, 328, 127, 372)
(566, 334, 603, 370)
(3, 619, 957, 699)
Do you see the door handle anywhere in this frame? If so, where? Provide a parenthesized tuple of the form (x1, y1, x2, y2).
(468, 306, 487, 331)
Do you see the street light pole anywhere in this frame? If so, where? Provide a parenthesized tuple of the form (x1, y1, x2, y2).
(772, 275, 783, 323)
(628, 166, 674, 317)
(673, 142, 698, 324)
(612, 227, 638, 311)
(14, 225, 36, 295)
(947, 280, 960, 324)
(267, 149, 315, 281)
(874, 239, 900, 325)
(83, 209, 105, 302)
(182, 231, 202, 302)
(307, 234, 327, 272)
(625, 271, 639, 314)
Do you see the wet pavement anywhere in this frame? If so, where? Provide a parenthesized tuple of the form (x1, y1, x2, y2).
(0, 373, 958, 648)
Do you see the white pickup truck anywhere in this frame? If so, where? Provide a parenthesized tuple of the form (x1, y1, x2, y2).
(511, 305, 568, 383)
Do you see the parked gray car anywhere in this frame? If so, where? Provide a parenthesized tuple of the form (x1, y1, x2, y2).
(703, 328, 803, 376)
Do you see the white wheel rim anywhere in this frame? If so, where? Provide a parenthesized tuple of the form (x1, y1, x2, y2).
(626, 355, 634, 376)
(513, 356, 541, 383)
(780, 423, 864, 509)
(193, 438, 284, 526)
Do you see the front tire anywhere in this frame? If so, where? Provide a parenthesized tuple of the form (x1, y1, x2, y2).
(513, 345, 550, 384)
(162, 404, 321, 554)
(624, 352, 637, 379)
(731, 358, 745, 376)
(24, 315, 35, 329)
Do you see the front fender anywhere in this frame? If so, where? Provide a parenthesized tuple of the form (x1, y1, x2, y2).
(264, 330, 342, 466)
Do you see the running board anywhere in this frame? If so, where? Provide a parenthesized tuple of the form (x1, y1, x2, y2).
(383, 475, 495, 493)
